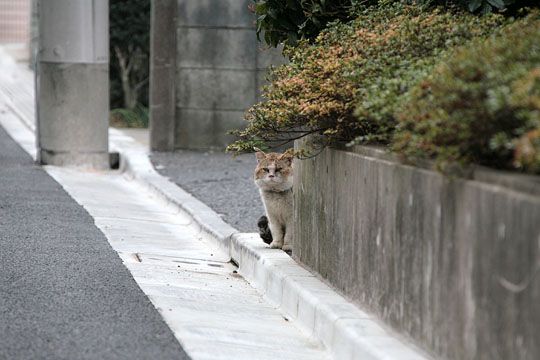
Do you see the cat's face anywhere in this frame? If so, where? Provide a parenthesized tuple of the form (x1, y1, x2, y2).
(254, 150, 293, 192)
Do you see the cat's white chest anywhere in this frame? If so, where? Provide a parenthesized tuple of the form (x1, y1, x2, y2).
(260, 189, 292, 226)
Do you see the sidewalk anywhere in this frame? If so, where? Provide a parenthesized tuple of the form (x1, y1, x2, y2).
(0, 120, 188, 359)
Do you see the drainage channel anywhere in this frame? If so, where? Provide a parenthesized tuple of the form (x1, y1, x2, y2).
(45, 166, 330, 360)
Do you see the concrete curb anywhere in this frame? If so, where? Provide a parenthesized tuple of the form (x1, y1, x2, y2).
(109, 129, 431, 360)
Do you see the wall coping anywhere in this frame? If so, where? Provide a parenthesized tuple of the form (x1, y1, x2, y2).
(345, 145, 540, 197)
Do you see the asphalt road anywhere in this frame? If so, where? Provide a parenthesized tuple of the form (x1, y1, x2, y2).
(151, 150, 265, 232)
(0, 126, 189, 360)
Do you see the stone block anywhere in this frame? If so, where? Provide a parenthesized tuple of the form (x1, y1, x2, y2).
(177, 0, 254, 28)
(256, 69, 271, 102)
(177, 28, 256, 69)
(176, 68, 256, 110)
(174, 108, 246, 149)
(256, 43, 286, 69)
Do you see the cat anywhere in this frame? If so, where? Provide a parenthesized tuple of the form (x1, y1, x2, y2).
(254, 149, 294, 251)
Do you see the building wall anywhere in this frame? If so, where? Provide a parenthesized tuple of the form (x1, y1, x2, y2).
(293, 141, 540, 360)
(150, 0, 284, 151)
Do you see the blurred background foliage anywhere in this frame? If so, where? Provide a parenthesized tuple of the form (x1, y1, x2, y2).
(109, 0, 150, 127)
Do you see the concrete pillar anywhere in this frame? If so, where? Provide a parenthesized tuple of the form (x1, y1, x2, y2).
(36, 0, 109, 169)
(149, 0, 177, 151)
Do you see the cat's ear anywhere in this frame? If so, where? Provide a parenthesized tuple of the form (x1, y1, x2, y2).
(254, 147, 266, 162)
(279, 149, 294, 165)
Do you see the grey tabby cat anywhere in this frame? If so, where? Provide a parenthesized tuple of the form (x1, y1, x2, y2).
(254, 149, 294, 251)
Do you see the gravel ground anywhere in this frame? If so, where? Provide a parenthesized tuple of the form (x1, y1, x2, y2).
(151, 150, 265, 232)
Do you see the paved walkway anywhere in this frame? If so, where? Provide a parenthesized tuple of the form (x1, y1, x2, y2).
(0, 122, 189, 359)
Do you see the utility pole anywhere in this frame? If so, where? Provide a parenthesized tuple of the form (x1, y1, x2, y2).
(36, 0, 109, 169)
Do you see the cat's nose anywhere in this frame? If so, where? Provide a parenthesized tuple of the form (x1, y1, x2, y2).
(268, 174, 275, 178)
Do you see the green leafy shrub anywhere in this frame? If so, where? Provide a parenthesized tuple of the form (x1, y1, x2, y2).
(459, 0, 540, 14)
(252, 0, 365, 47)
(393, 13, 540, 172)
(110, 105, 149, 128)
(252, 0, 535, 49)
(460, 0, 512, 13)
(228, 4, 504, 153)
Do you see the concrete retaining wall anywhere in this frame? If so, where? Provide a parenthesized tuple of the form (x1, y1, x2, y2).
(293, 142, 540, 360)
(150, 0, 284, 151)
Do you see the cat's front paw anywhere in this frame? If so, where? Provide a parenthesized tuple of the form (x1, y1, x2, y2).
(269, 240, 283, 249)
(282, 244, 292, 251)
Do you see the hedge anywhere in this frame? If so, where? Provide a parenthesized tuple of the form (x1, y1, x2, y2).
(228, 4, 505, 153)
(394, 12, 540, 173)
(230, 3, 540, 174)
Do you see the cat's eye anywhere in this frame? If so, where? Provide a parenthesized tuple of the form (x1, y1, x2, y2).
(275, 168, 282, 172)
(263, 168, 269, 172)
